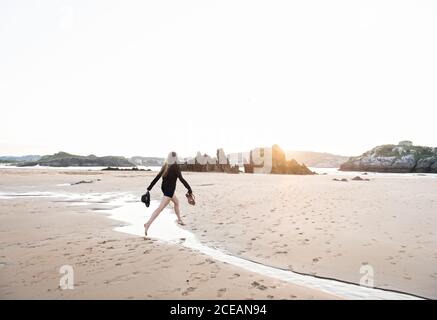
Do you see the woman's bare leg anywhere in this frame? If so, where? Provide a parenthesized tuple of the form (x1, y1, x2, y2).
(171, 195, 184, 225)
(144, 196, 171, 236)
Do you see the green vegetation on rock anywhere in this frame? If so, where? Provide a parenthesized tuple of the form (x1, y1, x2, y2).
(341, 141, 437, 173)
(18, 152, 135, 167)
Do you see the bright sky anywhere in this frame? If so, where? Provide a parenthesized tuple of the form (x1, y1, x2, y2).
(1, 0, 436, 158)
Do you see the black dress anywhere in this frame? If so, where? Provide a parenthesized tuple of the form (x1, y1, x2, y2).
(147, 164, 192, 198)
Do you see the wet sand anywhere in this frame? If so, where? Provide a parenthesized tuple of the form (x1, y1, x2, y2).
(1, 168, 436, 299)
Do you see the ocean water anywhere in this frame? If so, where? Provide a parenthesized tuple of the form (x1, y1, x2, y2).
(1, 164, 435, 179)
(309, 167, 437, 178)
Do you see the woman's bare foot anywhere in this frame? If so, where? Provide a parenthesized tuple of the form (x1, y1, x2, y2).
(144, 223, 149, 237)
(177, 219, 185, 226)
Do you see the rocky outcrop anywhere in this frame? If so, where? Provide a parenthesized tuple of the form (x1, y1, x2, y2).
(18, 152, 135, 167)
(244, 144, 314, 175)
(415, 157, 437, 173)
(179, 149, 240, 174)
(71, 180, 94, 185)
(102, 167, 150, 171)
(340, 142, 437, 173)
(351, 176, 370, 181)
(432, 161, 437, 172)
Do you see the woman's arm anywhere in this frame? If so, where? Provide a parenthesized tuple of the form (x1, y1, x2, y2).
(177, 166, 192, 194)
(147, 167, 163, 191)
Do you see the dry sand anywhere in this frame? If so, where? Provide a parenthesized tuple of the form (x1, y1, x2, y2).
(0, 168, 335, 299)
(185, 172, 437, 299)
(1, 168, 437, 299)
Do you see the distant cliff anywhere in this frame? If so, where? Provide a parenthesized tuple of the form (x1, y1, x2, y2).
(340, 141, 437, 173)
(286, 151, 349, 168)
(18, 152, 135, 167)
(0, 155, 41, 163)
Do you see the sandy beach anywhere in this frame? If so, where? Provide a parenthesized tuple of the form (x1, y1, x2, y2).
(1, 168, 436, 299)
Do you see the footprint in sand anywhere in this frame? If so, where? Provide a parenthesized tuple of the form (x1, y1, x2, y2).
(251, 281, 268, 291)
(217, 288, 227, 297)
(274, 251, 288, 255)
(182, 287, 196, 296)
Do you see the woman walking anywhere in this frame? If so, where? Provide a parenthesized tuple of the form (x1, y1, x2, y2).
(144, 151, 193, 236)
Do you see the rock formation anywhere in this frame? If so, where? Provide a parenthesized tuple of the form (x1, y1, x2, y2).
(102, 167, 150, 171)
(340, 141, 437, 173)
(244, 144, 314, 175)
(351, 176, 370, 181)
(179, 149, 240, 174)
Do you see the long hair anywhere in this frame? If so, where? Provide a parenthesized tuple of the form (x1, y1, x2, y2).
(162, 151, 178, 177)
